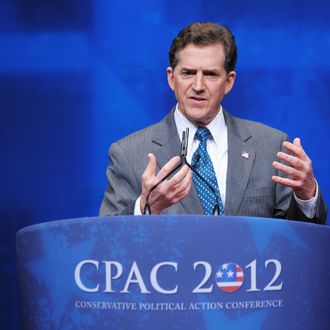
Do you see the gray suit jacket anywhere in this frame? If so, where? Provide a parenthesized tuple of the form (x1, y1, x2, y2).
(100, 109, 327, 224)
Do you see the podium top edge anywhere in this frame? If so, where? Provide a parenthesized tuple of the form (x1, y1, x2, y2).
(16, 215, 328, 236)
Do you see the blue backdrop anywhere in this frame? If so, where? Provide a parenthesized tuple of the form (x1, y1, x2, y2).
(1, 0, 329, 328)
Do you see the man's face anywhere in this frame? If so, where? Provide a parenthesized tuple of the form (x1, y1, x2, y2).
(167, 43, 236, 126)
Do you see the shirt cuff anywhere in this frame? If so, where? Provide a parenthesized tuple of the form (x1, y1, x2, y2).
(134, 196, 143, 215)
(293, 181, 319, 219)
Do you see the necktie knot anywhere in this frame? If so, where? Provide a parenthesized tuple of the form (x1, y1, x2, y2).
(195, 127, 211, 142)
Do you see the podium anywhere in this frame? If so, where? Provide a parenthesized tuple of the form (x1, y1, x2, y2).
(16, 216, 330, 329)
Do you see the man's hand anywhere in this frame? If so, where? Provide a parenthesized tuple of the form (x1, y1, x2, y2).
(140, 153, 192, 214)
(272, 138, 316, 200)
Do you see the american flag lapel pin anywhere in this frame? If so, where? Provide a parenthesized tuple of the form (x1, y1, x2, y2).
(241, 151, 249, 159)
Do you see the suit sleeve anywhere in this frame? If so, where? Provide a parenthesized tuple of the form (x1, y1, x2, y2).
(282, 186, 327, 224)
(99, 142, 142, 216)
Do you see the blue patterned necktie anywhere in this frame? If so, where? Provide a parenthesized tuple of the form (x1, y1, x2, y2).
(192, 127, 224, 215)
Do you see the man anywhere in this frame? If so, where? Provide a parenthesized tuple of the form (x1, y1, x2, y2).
(100, 22, 327, 224)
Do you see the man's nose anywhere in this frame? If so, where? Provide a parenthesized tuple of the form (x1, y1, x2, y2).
(192, 73, 204, 92)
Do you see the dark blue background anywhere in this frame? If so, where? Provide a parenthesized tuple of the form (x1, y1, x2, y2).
(1, 0, 329, 328)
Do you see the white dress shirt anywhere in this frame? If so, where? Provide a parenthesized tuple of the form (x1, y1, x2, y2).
(174, 105, 228, 206)
(134, 105, 318, 217)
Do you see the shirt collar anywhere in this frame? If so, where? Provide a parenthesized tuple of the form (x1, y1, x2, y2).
(174, 104, 226, 150)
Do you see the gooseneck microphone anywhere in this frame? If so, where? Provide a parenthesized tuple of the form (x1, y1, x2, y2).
(143, 127, 221, 215)
(143, 128, 189, 215)
(184, 155, 221, 216)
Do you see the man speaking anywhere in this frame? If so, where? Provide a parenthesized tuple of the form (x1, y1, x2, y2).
(100, 22, 327, 224)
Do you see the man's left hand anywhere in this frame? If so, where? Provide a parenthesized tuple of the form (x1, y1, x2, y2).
(272, 138, 317, 200)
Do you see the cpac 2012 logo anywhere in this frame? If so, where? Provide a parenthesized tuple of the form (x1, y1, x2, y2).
(75, 259, 283, 294)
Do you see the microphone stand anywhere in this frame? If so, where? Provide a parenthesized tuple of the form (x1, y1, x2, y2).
(143, 127, 221, 216)
(143, 128, 189, 215)
(183, 156, 221, 216)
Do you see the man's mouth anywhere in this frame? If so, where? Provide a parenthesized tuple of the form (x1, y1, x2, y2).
(189, 96, 207, 102)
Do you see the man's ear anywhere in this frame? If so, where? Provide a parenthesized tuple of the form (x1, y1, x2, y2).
(166, 66, 175, 91)
(224, 71, 236, 95)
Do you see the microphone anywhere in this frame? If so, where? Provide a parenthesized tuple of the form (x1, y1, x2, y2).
(143, 128, 189, 215)
(184, 154, 221, 216)
(143, 127, 221, 216)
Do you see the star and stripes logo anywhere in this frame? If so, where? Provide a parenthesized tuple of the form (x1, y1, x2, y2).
(215, 263, 244, 293)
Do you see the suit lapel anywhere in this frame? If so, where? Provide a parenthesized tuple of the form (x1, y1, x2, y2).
(180, 184, 203, 214)
(224, 111, 256, 215)
(150, 109, 257, 215)
(151, 110, 203, 214)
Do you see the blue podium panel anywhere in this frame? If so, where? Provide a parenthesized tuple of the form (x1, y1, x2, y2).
(16, 216, 330, 329)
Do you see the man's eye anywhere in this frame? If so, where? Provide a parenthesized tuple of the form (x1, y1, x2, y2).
(205, 72, 218, 77)
(181, 71, 194, 76)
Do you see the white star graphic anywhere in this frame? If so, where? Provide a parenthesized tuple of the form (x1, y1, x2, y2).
(227, 270, 234, 278)
(216, 270, 223, 278)
(222, 264, 228, 270)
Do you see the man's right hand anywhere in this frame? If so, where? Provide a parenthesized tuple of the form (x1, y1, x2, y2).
(140, 153, 192, 214)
